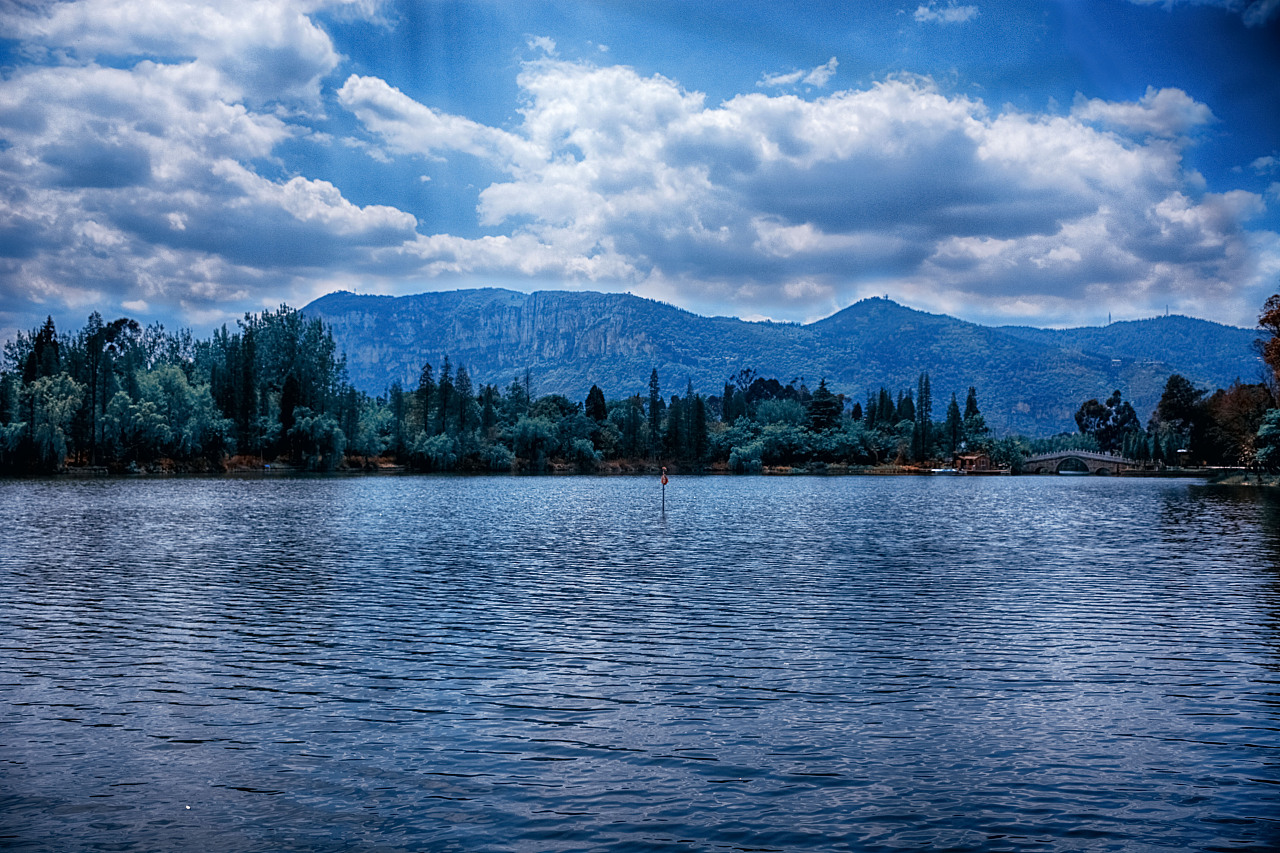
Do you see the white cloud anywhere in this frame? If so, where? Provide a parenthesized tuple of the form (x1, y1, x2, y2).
(914, 3, 980, 24)
(0, 3, 1274, 334)
(0, 1, 420, 326)
(337, 75, 545, 171)
(1, 0, 351, 104)
(338, 59, 1276, 326)
(1252, 155, 1279, 174)
(759, 57, 839, 89)
(527, 35, 557, 56)
(758, 69, 806, 88)
(803, 57, 839, 88)
(1071, 86, 1216, 138)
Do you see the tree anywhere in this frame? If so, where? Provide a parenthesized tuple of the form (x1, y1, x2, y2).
(648, 368, 661, 457)
(22, 317, 61, 384)
(415, 363, 435, 432)
(944, 393, 963, 457)
(435, 356, 454, 435)
(689, 391, 707, 462)
(279, 373, 301, 457)
(388, 380, 407, 457)
(289, 407, 346, 470)
(961, 387, 989, 447)
(915, 373, 932, 461)
(664, 394, 685, 457)
(1150, 374, 1206, 462)
(1202, 382, 1274, 466)
(454, 364, 476, 437)
(807, 379, 842, 433)
(896, 390, 915, 424)
(21, 373, 84, 470)
(963, 386, 981, 420)
(1255, 409, 1280, 472)
(585, 384, 607, 422)
(1258, 294, 1280, 391)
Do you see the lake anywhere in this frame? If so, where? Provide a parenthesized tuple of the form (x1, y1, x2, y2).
(1, 475, 1278, 851)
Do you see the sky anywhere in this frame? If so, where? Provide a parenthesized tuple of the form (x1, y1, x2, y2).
(1, 0, 1278, 348)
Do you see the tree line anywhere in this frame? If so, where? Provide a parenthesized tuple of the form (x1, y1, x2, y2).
(2, 297, 1279, 474)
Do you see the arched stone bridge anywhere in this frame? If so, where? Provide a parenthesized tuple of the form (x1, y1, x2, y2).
(1023, 450, 1141, 475)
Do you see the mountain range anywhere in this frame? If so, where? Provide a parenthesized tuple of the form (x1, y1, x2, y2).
(302, 289, 1265, 435)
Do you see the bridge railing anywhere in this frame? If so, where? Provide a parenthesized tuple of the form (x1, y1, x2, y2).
(1023, 450, 1139, 465)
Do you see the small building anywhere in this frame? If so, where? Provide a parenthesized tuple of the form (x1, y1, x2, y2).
(956, 452, 993, 473)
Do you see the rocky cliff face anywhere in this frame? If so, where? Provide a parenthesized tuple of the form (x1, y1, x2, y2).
(304, 289, 1262, 435)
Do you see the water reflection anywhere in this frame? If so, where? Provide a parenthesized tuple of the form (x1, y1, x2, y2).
(1, 476, 1278, 851)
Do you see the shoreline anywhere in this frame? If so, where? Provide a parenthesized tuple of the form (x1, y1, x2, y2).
(6, 460, 1247, 481)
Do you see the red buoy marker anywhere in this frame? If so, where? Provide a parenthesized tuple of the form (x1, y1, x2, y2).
(661, 466, 668, 513)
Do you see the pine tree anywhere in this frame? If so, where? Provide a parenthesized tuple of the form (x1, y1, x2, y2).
(916, 373, 932, 456)
(808, 379, 842, 432)
(648, 369, 661, 457)
(665, 394, 684, 458)
(878, 388, 895, 427)
(454, 365, 474, 434)
(436, 357, 453, 435)
(690, 392, 707, 462)
(896, 390, 915, 424)
(416, 363, 435, 433)
(945, 393, 963, 457)
(23, 316, 61, 384)
(585, 384, 607, 422)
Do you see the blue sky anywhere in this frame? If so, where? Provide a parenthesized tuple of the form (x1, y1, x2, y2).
(1, 0, 1278, 347)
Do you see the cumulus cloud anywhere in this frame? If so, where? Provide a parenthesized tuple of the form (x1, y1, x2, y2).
(1, 0, 346, 104)
(337, 75, 544, 170)
(337, 59, 1274, 325)
(0, 0, 419, 328)
(0, 1, 1274, 334)
(1071, 86, 1216, 138)
(914, 3, 980, 24)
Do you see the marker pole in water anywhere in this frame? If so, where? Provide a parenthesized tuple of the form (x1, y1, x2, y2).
(661, 466, 668, 513)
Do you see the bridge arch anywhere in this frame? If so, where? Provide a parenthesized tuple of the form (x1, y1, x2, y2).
(1023, 450, 1138, 476)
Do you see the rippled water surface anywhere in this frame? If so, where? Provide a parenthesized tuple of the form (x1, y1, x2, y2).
(2, 475, 1279, 851)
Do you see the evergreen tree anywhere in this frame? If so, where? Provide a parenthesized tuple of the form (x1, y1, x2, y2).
(454, 364, 474, 435)
(877, 388, 894, 428)
(480, 385, 500, 434)
(665, 393, 684, 458)
(916, 373, 932, 460)
(690, 391, 707, 462)
(807, 379, 842, 432)
(22, 316, 61, 384)
(896, 391, 915, 424)
(436, 357, 453, 435)
(388, 380, 406, 457)
(415, 363, 435, 432)
(585, 384, 607, 422)
(648, 368, 661, 457)
(279, 373, 301, 457)
(944, 393, 963, 457)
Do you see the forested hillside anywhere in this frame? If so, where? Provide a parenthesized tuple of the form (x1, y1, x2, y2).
(0, 301, 1272, 475)
(305, 289, 1261, 434)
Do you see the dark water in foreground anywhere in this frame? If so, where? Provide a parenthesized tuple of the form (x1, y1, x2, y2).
(1, 475, 1279, 851)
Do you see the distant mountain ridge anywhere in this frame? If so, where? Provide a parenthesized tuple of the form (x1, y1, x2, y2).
(303, 288, 1264, 435)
